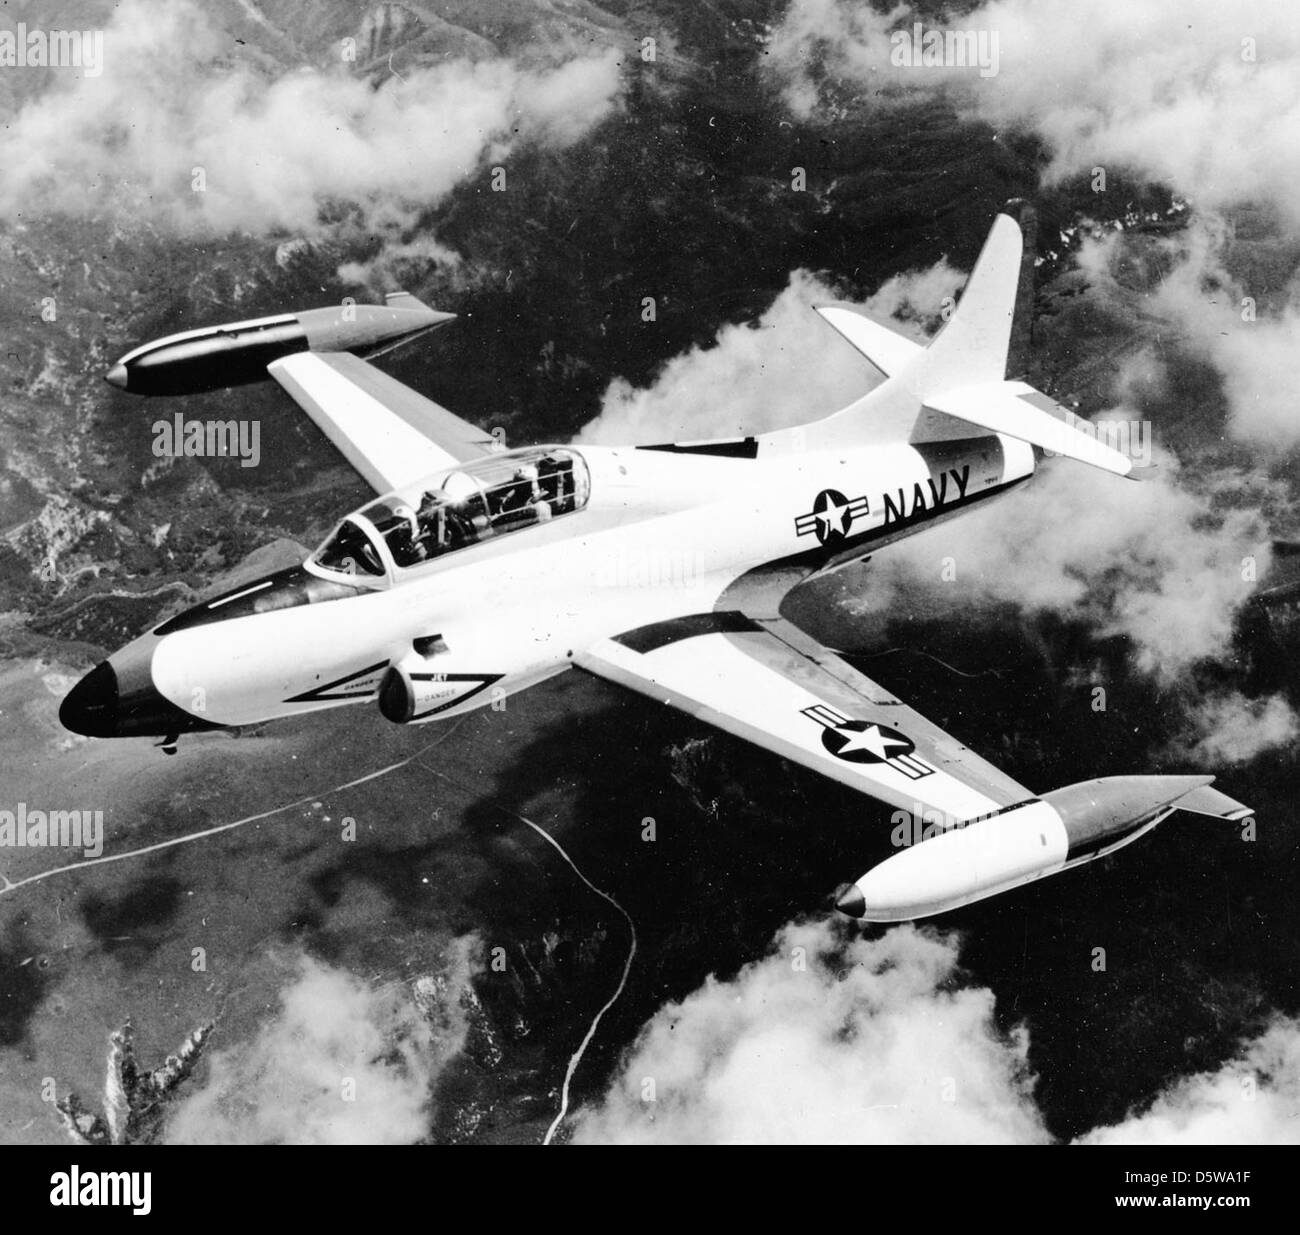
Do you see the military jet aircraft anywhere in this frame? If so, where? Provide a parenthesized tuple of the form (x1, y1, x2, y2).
(61, 206, 1251, 920)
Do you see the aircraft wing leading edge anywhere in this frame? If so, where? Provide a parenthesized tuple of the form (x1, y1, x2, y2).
(576, 614, 1033, 824)
(267, 350, 499, 493)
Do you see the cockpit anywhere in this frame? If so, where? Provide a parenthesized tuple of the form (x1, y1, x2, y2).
(308, 446, 590, 584)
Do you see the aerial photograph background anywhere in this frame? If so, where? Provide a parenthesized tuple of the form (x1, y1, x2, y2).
(0, 0, 1297, 1145)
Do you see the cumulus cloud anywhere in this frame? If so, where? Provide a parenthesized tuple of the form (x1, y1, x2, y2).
(0, 0, 623, 238)
(1184, 691, 1299, 765)
(573, 919, 1050, 1144)
(573, 917, 1300, 1145)
(337, 233, 467, 293)
(970, 0, 1300, 223)
(766, 0, 910, 116)
(868, 450, 1267, 682)
(1059, 220, 1300, 452)
(166, 943, 479, 1144)
(576, 261, 963, 445)
(1079, 1016, 1300, 1144)
(769, 0, 1300, 224)
(1141, 221, 1300, 448)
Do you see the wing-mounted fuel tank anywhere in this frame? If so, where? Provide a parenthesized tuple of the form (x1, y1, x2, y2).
(377, 644, 502, 725)
(836, 775, 1254, 921)
(105, 292, 454, 396)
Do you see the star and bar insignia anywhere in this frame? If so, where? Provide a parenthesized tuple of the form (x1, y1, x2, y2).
(801, 704, 934, 779)
(794, 488, 870, 545)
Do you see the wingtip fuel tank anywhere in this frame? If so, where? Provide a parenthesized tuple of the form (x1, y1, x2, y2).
(105, 291, 454, 396)
(835, 775, 1253, 922)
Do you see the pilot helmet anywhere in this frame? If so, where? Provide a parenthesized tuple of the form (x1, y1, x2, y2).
(391, 503, 419, 538)
(441, 471, 479, 503)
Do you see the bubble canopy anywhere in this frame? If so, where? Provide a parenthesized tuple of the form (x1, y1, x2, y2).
(309, 446, 590, 584)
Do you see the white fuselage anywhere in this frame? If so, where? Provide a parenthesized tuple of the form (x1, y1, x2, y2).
(127, 433, 1035, 731)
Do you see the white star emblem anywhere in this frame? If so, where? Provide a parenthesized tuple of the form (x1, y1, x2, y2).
(814, 494, 850, 539)
(832, 723, 911, 760)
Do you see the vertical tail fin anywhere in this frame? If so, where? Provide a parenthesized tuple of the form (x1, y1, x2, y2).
(797, 206, 1147, 480)
(906, 212, 1022, 400)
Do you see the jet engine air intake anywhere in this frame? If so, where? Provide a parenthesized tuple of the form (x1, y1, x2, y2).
(376, 647, 501, 724)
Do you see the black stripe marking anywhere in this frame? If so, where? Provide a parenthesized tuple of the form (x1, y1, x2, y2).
(614, 611, 763, 655)
(407, 672, 504, 719)
(286, 660, 389, 703)
(905, 797, 1043, 831)
(961, 797, 1043, 826)
(637, 438, 759, 459)
(156, 566, 363, 635)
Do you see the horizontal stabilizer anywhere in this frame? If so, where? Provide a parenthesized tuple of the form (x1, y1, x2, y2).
(814, 304, 923, 378)
(384, 291, 435, 313)
(923, 381, 1139, 478)
(1174, 782, 1254, 822)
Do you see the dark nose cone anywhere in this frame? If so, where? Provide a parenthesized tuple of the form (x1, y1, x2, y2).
(834, 882, 867, 919)
(59, 661, 120, 736)
(60, 644, 219, 739)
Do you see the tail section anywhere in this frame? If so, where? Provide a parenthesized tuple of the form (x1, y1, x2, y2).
(912, 211, 1023, 398)
(812, 303, 923, 378)
(802, 206, 1148, 480)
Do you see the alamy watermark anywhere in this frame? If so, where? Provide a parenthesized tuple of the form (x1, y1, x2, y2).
(592, 547, 703, 590)
(0, 804, 103, 857)
(1044, 413, 1154, 468)
(890, 21, 1000, 78)
(153, 414, 261, 468)
(891, 805, 972, 848)
(50, 1167, 151, 1216)
(0, 25, 103, 76)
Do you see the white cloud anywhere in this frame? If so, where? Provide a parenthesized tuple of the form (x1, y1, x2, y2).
(1185, 691, 1299, 765)
(1079, 1017, 1300, 1144)
(1055, 220, 1300, 450)
(768, 0, 1300, 226)
(970, 0, 1300, 223)
(337, 233, 466, 293)
(1143, 221, 1300, 448)
(868, 450, 1267, 682)
(574, 917, 1300, 1145)
(0, 0, 623, 239)
(766, 0, 906, 116)
(576, 261, 963, 445)
(166, 943, 478, 1144)
(573, 919, 1050, 1144)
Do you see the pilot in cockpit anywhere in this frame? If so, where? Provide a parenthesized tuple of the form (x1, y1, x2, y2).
(387, 503, 423, 567)
(496, 463, 539, 519)
(413, 491, 444, 556)
(538, 453, 575, 513)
